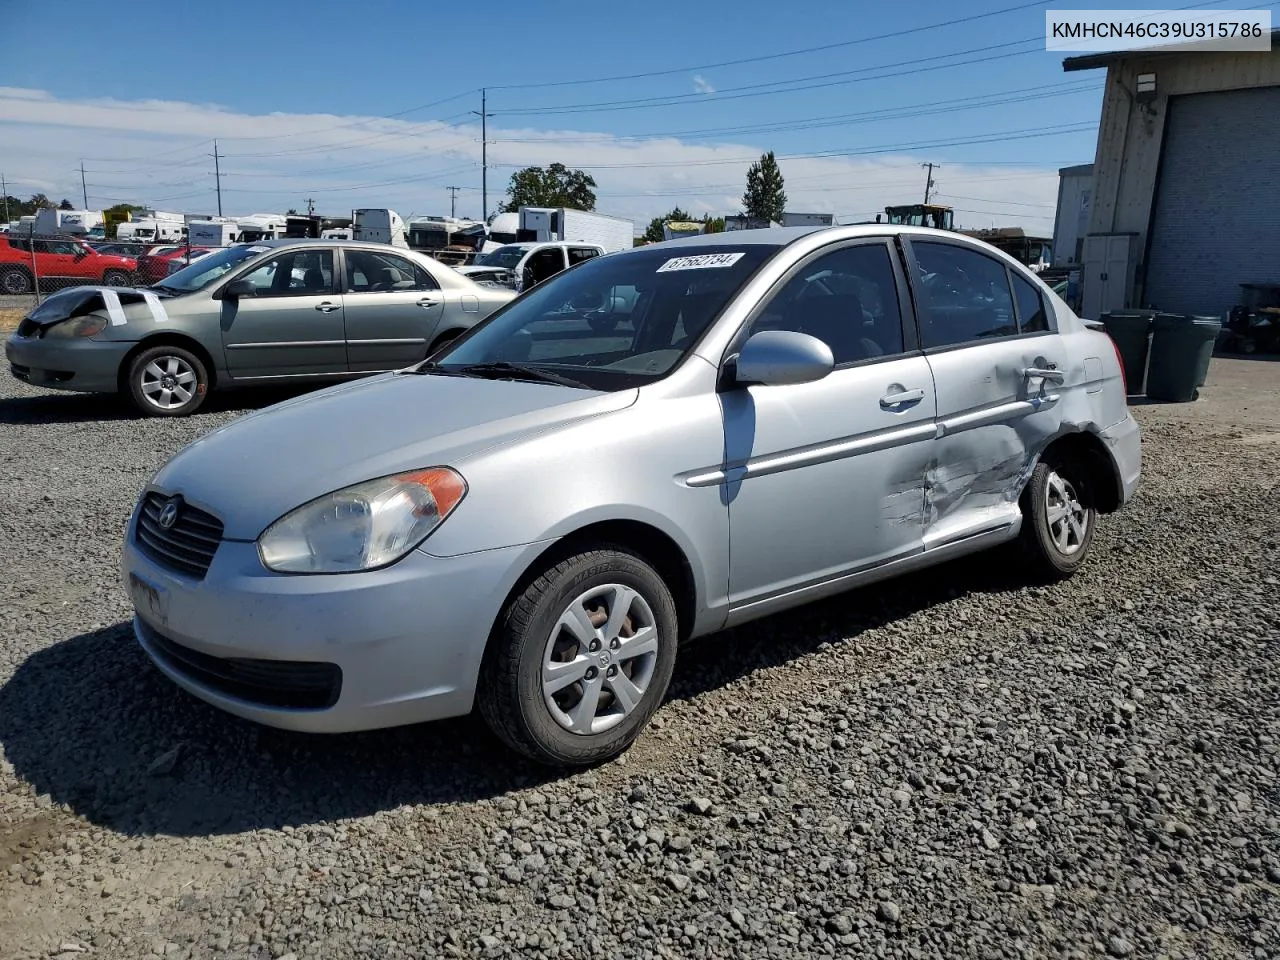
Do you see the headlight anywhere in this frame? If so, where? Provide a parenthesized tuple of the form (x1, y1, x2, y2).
(258, 467, 467, 574)
(45, 315, 108, 339)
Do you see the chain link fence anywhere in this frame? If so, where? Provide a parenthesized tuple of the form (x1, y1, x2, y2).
(0, 225, 208, 332)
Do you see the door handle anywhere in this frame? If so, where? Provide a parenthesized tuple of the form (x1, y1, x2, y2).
(314, 301, 340, 313)
(1023, 367, 1065, 384)
(880, 387, 925, 408)
(416, 297, 440, 308)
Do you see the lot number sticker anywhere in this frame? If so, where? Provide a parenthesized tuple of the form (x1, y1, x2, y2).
(656, 252, 745, 272)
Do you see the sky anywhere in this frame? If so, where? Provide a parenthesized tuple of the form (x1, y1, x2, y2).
(1, 0, 1275, 235)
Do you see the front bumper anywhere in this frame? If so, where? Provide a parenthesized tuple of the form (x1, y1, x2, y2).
(6, 332, 132, 393)
(122, 508, 542, 734)
(1100, 412, 1141, 506)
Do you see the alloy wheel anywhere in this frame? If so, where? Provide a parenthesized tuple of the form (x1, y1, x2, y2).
(1044, 469, 1089, 555)
(541, 583, 659, 735)
(139, 355, 198, 411)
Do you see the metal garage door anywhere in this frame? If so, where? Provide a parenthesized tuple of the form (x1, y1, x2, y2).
(1145, 85, 1280, 316)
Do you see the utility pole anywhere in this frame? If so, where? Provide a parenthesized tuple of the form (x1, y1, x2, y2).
(472, 89, 493, 220)
(2, 172, 9, 223)
(446, 185, 460, 218)
(305, 197, 316, 216)
(922, 162, 939, 204)
(80, 161, 88, 208)
(212, 140, 223, 217)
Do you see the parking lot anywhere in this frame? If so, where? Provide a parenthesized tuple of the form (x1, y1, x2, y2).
(1, 359, 1277, 959)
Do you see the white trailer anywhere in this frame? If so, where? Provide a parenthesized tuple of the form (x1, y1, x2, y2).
(235, 213, 288, 243)
(187, 220, 239, 247)
(34, 208, 104, 236)
(117, 217, 186, 243)
(352, 208, 409, 248)
(517, 207, 633, 253)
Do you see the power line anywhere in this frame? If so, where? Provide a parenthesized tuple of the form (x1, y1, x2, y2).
(215, 90, 480, 143)
(486, 0, 1048, 90)
(496, 38, 1042, 117)
(491, 81, 1103, 146)
(486, 122, 1095, 171)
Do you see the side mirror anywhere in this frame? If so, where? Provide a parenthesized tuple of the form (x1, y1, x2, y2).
(731, 330, 834, 387)
(222, 278, 257, 299)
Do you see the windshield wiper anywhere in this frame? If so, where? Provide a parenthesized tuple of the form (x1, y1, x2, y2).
(448, 361, 587, 388)
(150, 284, 181, 296)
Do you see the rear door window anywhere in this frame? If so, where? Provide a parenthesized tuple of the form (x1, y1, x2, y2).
(910, 241, 1018, 349)
(1010, 271, 1051, 333)
(567, 246, 600, 266)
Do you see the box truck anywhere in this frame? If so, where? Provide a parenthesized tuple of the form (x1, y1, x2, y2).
(187, 220, 240, 247)
(34, 208, 105, 237)
(352, 208, 409, 248)
(516, 207, 632, 253)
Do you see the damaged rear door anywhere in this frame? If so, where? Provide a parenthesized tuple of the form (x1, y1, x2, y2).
(725, 238, 937, 609)
(900, 237, 1069, 549)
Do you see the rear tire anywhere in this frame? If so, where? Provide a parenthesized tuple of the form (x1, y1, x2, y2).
(103, 270, 130, 287)
(126, 344, 209, 417)
(427, 331, 458, 357)
(0, 267, 32, 295)
(478, 546, 678, 766)
(1016, 453, 1097, 581)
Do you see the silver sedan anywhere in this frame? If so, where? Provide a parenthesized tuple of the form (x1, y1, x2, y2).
(5, 239, 515, 416)
(121, 225, 1141, 765)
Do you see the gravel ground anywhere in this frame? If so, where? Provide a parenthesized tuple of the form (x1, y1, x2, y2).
(1, 360, 1278, 960)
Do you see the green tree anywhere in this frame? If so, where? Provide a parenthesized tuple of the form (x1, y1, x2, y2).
(58, 198, 74, 210)
(701, 214, 725, 234)
(28, 194, 54, 212)
(642, 206, 693, 243)
(503, 163, 597, 213)
(741, 151, 786, 224)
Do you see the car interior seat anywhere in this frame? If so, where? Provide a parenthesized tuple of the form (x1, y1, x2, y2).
(790, 293, 884, 363)
(301, 267, 326, 292)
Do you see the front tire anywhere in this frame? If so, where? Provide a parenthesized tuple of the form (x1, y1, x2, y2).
(478, 547, 679, 766)
(0, 267, 32, 295)
(1017, 454, 1096, 581)
(126, 345, 209, 417)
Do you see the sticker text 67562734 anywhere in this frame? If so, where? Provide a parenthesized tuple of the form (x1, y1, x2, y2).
(655, 252, 746, 273)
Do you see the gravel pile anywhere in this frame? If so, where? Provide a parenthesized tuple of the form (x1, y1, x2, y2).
(1, 372, 1277, 960)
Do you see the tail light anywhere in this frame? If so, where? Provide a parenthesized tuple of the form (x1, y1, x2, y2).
(1107, 333, 1127, 396)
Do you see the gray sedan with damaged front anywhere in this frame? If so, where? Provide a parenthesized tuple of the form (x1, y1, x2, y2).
(121, 225, 1141, 766)
(4, 239, 514, 416)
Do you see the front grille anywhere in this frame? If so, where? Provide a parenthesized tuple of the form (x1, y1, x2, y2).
(143, 624, 342, 710)
(134, 492, 224, 580)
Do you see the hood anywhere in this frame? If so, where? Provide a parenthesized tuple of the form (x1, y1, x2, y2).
(149, 372, 637, 540)
(23, 285, 175, 330)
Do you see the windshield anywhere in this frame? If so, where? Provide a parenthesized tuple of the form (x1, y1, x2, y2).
(474, 245, 532, 269)
(160, 244, 266, 293)
(433, 245, 780, 390)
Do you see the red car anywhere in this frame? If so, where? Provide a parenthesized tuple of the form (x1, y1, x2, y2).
(137, 246, 214, 285)
(0, 235, 137, 295)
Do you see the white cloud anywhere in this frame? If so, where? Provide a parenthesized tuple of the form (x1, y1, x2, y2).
(0, 87, 1065, 235)
(692, 75, 716, 95)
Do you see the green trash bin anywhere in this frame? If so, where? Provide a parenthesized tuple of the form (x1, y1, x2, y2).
(1146, 314, 1223, 402)
(1101, 310, 1155, 395)
(1189, 315, 1224, 386)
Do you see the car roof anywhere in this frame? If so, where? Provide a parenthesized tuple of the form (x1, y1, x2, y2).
(247, 238, 406, 251)
(632, 223, 1001, 251)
